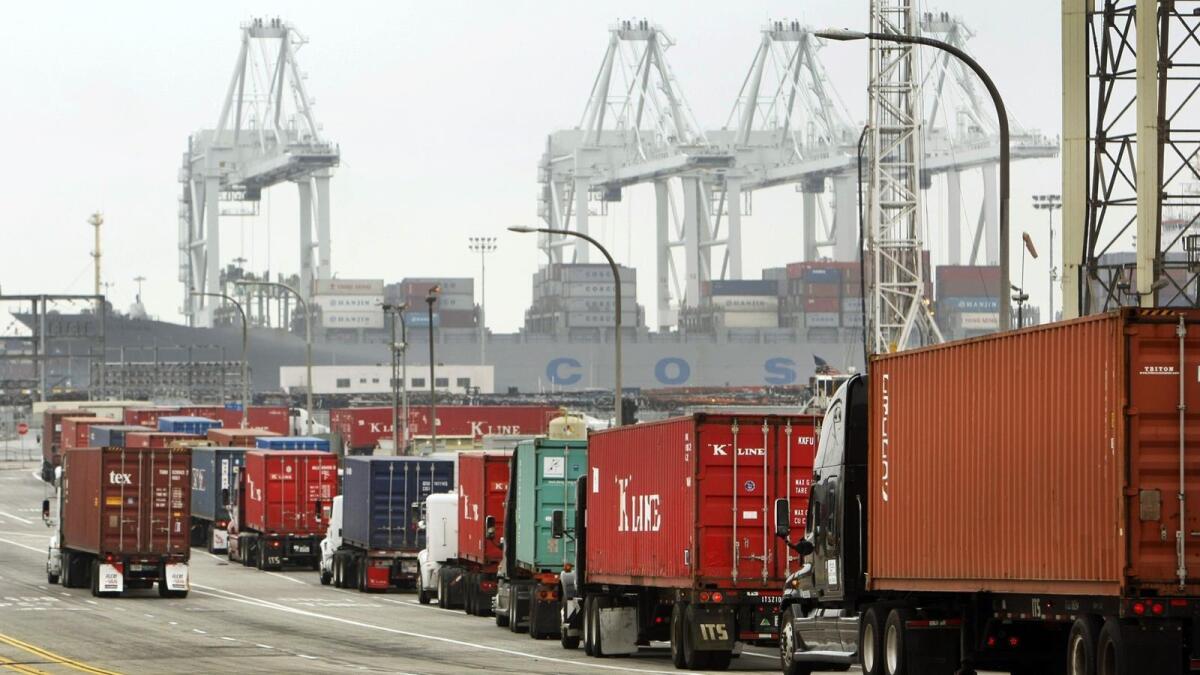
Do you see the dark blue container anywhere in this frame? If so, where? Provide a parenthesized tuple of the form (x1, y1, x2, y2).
(341, 456, 456, 551)
(190, 447, 247, 522)
(709, 279, 779, 296)
(256, 436, 331, 451)
(158, 416, 223, 435)
(88, 425, 151, 448)
(804, 267, 844, 283)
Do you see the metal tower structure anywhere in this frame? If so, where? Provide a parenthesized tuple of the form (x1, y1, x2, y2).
(867, 0, 943, 352)
(538, 19, 732, 329)
(179, 17, 339, 327)
(1066, 0, 1200, 313)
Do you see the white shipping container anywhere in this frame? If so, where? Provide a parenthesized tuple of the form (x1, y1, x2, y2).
(805, 312, 840, 328)
(709, 295, 779, 311)
(558, 265, 637, 284)
(558, 298, 621, 312)
(562, 282, 638, 299)
(842, 312, 864, 328)
(322, 311, 384, 329)
(316, 278, 384, 296)
(842, 297, 864, 313)
(721, 311, 780, 328)
(565, 311, 641, 328)
(426, 293, 474, 311)
(315, 295, 384, 312)
(957, 312, 999, 330)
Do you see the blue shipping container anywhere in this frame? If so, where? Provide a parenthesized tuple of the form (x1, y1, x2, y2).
(256, 436, 331, 451)
(709, 279, 779, 297)
(341, 456, 456, 550)
(804, 267, 844, 283)
(88, 425, 151, 448)
(191, 447, 247, 522)
(158, 416, 223, 435)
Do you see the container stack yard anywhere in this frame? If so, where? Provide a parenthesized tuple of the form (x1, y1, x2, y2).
(524, 263, 643, 335)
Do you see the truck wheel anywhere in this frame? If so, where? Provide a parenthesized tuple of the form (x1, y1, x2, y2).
(706, 650, 732, 671)
(678, 602, 704, 669)
(669, 602, 684, 667)
(592, 596, 612, 658)
(61, 551, 72, 588)
(859, 606, 886, 675)
(1096, 619, 1126, 675)
(47, 570, 59, 585)
(418, 586, 432, 605)
(1066, 616, 1101, 675)
(509, 585, 527, 633)
(89, 559, 101, 598)
(560, 597, 581, 650)
(495, 594, 510, 627)
(883, 607, 914, 675)
(320, 570, 332, 586)
(780, 606, 814, 675)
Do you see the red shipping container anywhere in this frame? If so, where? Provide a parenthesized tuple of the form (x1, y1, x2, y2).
(241, 451, 338, 536)
(804, 297, 839, 313)
(866, 308, 1200, 597)
(177, 405, 227, 419)
(330, 405, 558, 451)
(804, 283, 842, 299)
(42, 409, 94, 467)
(457, 452, 511, 567)
(935, 265, 1001, 299)
(123, 407, 180, 427)
(61, 446, 191, 558)
(585, 413, 818, 588)
(61, 416, 121, 451)
(207, 428, 281, 447)
(214, 406, 290, 435)
(125, 432, 201, 449)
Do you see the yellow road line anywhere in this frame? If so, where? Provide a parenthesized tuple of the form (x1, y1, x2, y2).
(0, 654, 48, 675)
(0, 634, 119, 675)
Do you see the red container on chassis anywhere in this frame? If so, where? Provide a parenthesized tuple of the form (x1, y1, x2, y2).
(176, 405, 227, 419)
(240, 450, 338, 536)
(584, 413, 818, 588)
(330, 405, 558, 451)
(42, 409, 93, 469)
(124, 432, 202, 449)
(213, 406, 290, 435)
(206, 428, 280, 447)
(60, 446, 191, 558)
(866, 309, 1200, 597)
(60, 416, 121, 451)
(457, 452, 511, 566)
(122, 407, 180, 427)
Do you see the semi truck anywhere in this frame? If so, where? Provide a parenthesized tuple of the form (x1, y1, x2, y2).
(40, 409, 93, 482)
(226, 450, 338, 570)
(777, 308, 1200, 675)
(190, 446, 246, 553)
(418, 451, 511, 612)
(559, 413, 818, 669)
(494, 421, 588, 638)
(320, 455, 455, 591)
(46, 446, 192, 598)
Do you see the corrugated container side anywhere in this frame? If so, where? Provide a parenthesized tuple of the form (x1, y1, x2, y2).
(207, 428, 280, 447)
(43, 409, 93, 464)
(177, 406, 227, 419)
(341, 456, 455, 551)
(157, 416, 222, 435)
(514, 439, 588, 572)
(190, 447, 246, 522)
(868, 313, 1125, 595)
(806, 312, 840, 328)
(330, 405, 558, 450)
(256, 436, 331, 451)
(123, 407, 180, 427)
(62, 417, 121, 450)
(458, 452, 511, 566)
(214, 406, 290, 435)
(804, 297, 840, 313)
(804, 283, 842, 299)
(241, 451, 339, 536)
(936, 265, 1001, 298)
(62, 447, 191, 558)
(88, 425, 151, 448)
(125, 432, 201, 449)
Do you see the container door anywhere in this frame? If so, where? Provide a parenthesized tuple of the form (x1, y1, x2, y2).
(372, 460, 409, 549)
(532, 444, 585, 572)
(143, 450, 189, 556)
(101, 449, 142, 553)
(1127, 313, 1200, 590)
(697, 419, 777, 585)
(484, 456, 510, 561)
(771, 417, 818, 581)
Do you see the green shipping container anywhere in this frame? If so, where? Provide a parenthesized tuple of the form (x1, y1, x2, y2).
(513, 438, 587, 573)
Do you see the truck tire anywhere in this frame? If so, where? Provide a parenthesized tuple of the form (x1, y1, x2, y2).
(418, 586, 432, 605)
(1096, 618, 1126, 675)
(678, 602, 704, 669)
(592, 596, 612, 658)
(47, 570, 59, 585)
(1066, 616, 1101, 675)
(560, 595, 581, 650)
(320, 570, 332, 586)
(669, 602, 684, 667)
(883, 607, 914, 675)
(706, 649, 732, 671)
(495, 595, 510, 627)
(509, 585, 527, 633)
(780, 606, 815, 675)
(60, 551, 72, 588)
(860, 606, 886, 675)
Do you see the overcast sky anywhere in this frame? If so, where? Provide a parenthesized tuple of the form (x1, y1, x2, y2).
(0, 0, 1063, 332)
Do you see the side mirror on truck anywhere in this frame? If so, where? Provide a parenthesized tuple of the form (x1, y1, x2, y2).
(221, 488, 230, 507)
(774, 498, 790, 538)
(485, 515, 496, 539)
(41, 499, 50, 524)
(551, 510, 565, 539)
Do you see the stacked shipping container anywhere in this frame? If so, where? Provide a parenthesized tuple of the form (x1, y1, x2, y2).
(389, 278, 477, 329)
(525, 264, 643, 334)
(935, 265, 1002, 339)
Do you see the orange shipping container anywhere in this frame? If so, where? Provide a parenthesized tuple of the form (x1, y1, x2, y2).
(867, 309, 1200, 597)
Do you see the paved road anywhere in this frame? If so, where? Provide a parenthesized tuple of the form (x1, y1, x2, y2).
(0, 463, 843, 674)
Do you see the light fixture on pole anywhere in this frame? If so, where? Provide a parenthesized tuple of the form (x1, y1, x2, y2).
(816, 26, 1013, 333)
(236, 280, 314, 434)
(1016, 232, 1039, 328)
(1033, 194, 1063, 322)
(425, 286, 440, 453)
(509, 225, 624, 427)
(191, 290, 250, 429)
(382, 302, 408, 454)
(467, 237, 497, 366)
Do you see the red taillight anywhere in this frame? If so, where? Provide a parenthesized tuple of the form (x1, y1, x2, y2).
(699, 592, 711, 602)
(986, 636, 996, 648)
(1008, 636, 1019, 648)
(712, 592, 723, 603)
(1171, 599, 1189, 608)
(1133, 602, 1147, 616)
(654, 616, 664, 624)
(1152, 602, 1164, 615)
(271, 540, 281, 548)
(104, 554, 114, 563)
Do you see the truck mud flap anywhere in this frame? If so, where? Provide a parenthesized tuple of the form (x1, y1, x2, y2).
(1124, 620, 1182, 675)
(598, 606, 638, 655)
(689, 606, 735, 651)
(164, 563, 189, 592)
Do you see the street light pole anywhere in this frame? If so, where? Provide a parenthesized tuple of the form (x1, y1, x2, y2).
(817, 27, 1013, 332)
(468, 237, 497, 366)
(425, 287, 440, 452)
(191, 291, 250, 428)
(1034, 194, 1063, 323)
(236, 280, 313, 434)
(382, 303, 408, 454)
(509, 225, 624, 427)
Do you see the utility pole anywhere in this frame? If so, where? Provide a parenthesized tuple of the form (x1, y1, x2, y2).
(382, 303, 408, 454)
(88, 213, 103, 314)
(425, 286, 440, 453)
(467, 237, 497, 365)
(1033, 195, 1062, 323)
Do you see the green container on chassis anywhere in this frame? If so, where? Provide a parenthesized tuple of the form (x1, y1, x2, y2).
(512, 438, 587, 573)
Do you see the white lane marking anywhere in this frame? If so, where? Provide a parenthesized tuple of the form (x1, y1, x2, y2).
(192, 585, 680, 674)
(298, 655, 318, 660)
(204, 552, 226, 563)
(265, 572, 308, 586)
(378, 597, 437, 611)
(255, 644, 274, 649)
(0, 537, 45, 554)
(168, 621, 178, 625)
(193, 629, 207, 634)
(144, 614, 154, 618)
(0, 511, 33, 525)
(85, 600, 98, 605)
(220, 637, 237, 642)
(741, 649, 775, 659)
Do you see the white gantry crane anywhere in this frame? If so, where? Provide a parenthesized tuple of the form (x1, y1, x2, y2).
(179, 17, 339, 327)
(538, 19, 733, 329)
